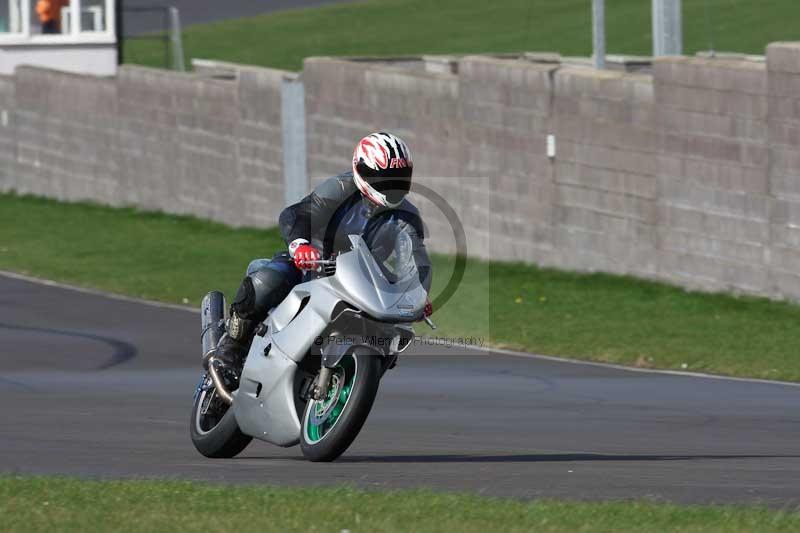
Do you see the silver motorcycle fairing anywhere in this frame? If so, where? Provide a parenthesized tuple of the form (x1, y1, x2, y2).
(328, 235, 428, 323)
(233, 332, 300, 446)
(233, 235, 426, 447)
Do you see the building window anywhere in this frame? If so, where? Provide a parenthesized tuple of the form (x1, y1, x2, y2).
(0, 0, 25, 34)
(62, 0, 109, 33)
(0, 0, 114, 41)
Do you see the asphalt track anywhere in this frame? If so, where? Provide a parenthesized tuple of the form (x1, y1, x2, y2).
(3, 273, 800, 507)
(123, 0, 351, 35)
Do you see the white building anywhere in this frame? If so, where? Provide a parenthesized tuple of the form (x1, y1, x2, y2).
(0, 0, 116, 76)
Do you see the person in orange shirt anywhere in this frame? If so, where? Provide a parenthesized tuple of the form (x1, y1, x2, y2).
(36, 0, 68, 34)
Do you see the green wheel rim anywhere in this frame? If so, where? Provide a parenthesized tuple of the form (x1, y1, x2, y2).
(304, 355, 356, 444)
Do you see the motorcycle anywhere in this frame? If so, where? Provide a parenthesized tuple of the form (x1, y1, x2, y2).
(190, 228, 434, 462)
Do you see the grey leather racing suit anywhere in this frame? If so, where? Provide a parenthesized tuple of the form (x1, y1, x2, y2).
(232, 170, 432, 326)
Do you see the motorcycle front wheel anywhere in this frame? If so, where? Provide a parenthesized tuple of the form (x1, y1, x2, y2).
(300, 350, 381, 462)
(190, 373, 252, 458)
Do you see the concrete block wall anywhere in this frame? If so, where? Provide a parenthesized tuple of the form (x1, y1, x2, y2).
(2, 64, 287, 231)
(235, 66, 287, 225)
(11, 67, 118, 203)
(303, 51, 800, 299)
(460, 57, 556, 263)
(654, 57, 771, 294)
(767, 43, 800, 299)
(304, 56, 662, 271)
(552, 68, 658, 277)
(6, 45, 800, 301)
(0, 75, 16, 190)
(115, 65, 286, 228)
(304, 58, 377, 182)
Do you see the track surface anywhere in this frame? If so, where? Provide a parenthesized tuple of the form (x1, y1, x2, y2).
(2, 274, 800, 506)
(123, 0, 351, 35)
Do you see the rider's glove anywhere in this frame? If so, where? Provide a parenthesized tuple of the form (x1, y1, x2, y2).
(423, 297, 433, 318)
(289, 239, 321, 270)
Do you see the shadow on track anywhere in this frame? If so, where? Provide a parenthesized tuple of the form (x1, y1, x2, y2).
(236, 453, 800, 463)
(330, 453, 800, 463)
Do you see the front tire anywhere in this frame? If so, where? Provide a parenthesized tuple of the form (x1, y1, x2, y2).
(190, 374, 252, 458)
(300, 350, 381, 462)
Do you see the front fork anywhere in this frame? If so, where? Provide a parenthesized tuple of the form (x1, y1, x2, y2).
(193, 373, 208, 402)
(310, 333, 406, 400)
(312, 367, 333, 400)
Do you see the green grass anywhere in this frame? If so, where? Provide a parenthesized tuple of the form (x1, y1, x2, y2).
(2, 477, 800, 532)
(124, 0, 800, 70)
(4, 192, 800, 381)
(0, 194, 284, 305)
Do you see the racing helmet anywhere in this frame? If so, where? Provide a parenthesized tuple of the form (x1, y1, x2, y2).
(352, 132, 413, 208)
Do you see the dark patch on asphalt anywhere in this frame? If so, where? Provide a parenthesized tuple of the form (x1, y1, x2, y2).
(0, 375, 36, 392)
(0, 322, 137, 370)
(123, 0, 353, 35)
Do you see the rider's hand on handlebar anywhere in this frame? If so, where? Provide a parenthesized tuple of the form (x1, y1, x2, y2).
(423, 297, 433, 318)
(293, 243, 322, 271)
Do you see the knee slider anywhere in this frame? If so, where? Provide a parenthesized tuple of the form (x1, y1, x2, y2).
(250, 268, 292, 312)
(231, 276, 259, 320)
(231, 267, 293, 321)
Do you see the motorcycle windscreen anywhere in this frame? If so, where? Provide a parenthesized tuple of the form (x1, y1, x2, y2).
(362, 218, 419, 284)
(334, 230, 426, 322)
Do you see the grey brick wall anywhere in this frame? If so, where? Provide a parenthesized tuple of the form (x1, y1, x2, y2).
(303, 52, 800, 300)
(768, 43, 800, 299)
(115, 65, 286, 228)
(4, 64, 286, 231)
(12, 67, 118, 203)
(7, 46, 800, 301)
(0, 74, 16, 191)
(553, 67, 657, 277)
(460, 57, 556, 264)
(654, 57, 771, 295)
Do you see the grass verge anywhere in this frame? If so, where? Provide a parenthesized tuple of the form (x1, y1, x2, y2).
(2, 477, 800, 532)
(124, 0, 800, 70)
(3, 192, 800, 381)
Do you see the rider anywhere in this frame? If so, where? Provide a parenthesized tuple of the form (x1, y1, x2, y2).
(214, 132, 433, 372)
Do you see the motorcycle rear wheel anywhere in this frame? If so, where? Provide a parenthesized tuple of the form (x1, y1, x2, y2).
(300, 350, 381, 462)
(190, 374, 252, 458)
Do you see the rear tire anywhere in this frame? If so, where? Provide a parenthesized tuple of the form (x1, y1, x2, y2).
(300, 350, 381, 462)
(190, 375, 252, 458)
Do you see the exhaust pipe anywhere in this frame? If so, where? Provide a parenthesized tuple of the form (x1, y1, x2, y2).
(201, 291, 226, 369)
(207, 358, 234, 405)
(201, 291, 234, 405)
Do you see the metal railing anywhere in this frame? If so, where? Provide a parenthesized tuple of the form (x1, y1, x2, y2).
(117, 4, 184, 71)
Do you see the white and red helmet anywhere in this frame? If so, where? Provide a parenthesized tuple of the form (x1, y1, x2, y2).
(352, 132, 413, 208)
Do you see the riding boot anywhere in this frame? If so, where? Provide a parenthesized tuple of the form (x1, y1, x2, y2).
(214, 310, 258, 372)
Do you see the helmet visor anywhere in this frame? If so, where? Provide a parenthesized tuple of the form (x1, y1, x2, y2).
(355, 161, 412, 205)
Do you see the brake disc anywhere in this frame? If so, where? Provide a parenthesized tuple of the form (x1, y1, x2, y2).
(309, 371, 344, 426)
